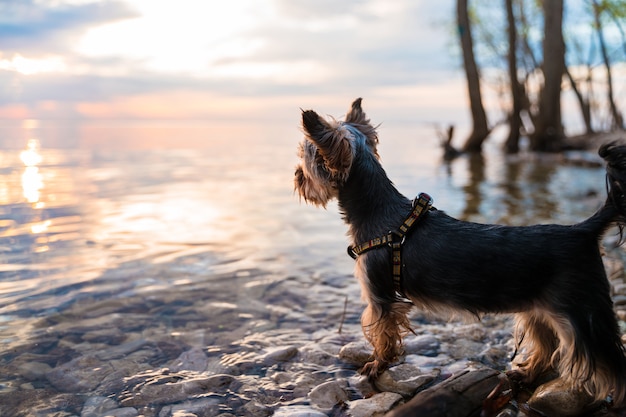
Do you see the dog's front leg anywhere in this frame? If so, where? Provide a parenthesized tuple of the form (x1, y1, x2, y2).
(360, 301, 414, 379)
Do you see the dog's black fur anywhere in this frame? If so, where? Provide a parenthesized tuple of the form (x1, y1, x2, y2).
(295, 98, 626, 407)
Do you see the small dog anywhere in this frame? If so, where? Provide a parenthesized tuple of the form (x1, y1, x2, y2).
(294, 98, 626, 407)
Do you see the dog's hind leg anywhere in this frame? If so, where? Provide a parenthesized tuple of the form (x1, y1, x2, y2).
(511, 310, 559, 385)
(552, 299, 626, 406)
(360, 301, 413, 378)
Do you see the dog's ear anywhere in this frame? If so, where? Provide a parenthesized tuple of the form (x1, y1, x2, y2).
(302, 109, 352, 176)
(345, 98, 366, 125)
(302, 110, 330, 140)
(345, 98, 379, 154)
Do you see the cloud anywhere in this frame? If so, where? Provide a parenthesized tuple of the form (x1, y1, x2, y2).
(212, 0, 458, 92)
(0, 0, 138, 56)
(0, 0, 464, 121)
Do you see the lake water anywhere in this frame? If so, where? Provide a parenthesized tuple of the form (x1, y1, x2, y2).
(0, 119, 613, 416)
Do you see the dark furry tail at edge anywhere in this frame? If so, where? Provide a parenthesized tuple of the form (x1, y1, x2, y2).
(587, 141, 626, 241)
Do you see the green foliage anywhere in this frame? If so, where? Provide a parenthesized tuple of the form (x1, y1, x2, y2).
(599, 0, 626, 20)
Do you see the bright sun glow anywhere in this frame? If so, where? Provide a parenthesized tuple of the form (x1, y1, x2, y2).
(76, 0, 269, 75)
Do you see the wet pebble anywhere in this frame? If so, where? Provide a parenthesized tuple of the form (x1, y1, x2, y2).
(169, 347, 209, 372)
(95, 339, 152, 361)
(308, 379, 349, 409)
(90, 407, 138, 417)
(120, 370, 235, 407)
(404, 353, 452, 369)
(82, 327, 127, 344)
(443, 339, 486, 361)
(260, 345, 298, 365)
(219, 345, 298, 375)
(17, 361, 52, 380)
(373, 363, 437, 396)
(527, 377, 594, 417)
(46, 355, 111, 392)
(157, 396, 222, 417)
(348, 391, 403, 417)
(267, 370, 325, 399)
(80, 397, 139, 417)
(612, 280, 626, 294)
(478, 344, 511, 368)
(273, 405, 328, 416)
(299, 342, 340, 366)
(347, 374, 377, 399)
(338, 341, 372, 366)
(81, 396, 118, 417)
(241, 400, 272, 417)
(95, 360, 146, 396)
(403, 334, 440, 357)
(17, 390, 83, 416)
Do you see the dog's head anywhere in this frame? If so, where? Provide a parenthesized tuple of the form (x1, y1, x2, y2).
(294, 98, 379, 206)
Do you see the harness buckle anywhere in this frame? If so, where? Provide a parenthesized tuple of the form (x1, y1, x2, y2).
(414, 192, 433, 208)
(347, 245, 358, 260)
(387, 230, 406, 247)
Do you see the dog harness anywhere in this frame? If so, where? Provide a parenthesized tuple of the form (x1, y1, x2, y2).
(347, 192, 434, 296)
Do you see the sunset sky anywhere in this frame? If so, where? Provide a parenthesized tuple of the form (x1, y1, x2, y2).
(0, 0, 469, 126)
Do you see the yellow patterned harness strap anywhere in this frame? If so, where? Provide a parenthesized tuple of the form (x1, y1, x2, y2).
(347, 192, 434, 296)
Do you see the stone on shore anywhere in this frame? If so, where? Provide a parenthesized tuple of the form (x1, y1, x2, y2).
(373, 363, 437, 396)
(308, 379, 350, 409)
(348, 391, 403, 417)
(527, 378, 595, 417)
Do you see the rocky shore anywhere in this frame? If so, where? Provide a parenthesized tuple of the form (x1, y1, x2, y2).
(1, 250, 625, 417)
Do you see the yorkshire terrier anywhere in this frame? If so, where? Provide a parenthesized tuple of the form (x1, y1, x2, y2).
(294, 98, 626, 407)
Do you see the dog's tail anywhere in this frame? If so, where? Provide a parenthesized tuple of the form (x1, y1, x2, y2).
(585, 142, 626, 239)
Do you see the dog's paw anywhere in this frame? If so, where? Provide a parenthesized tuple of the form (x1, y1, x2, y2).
(505, 368, 527, 382)
(506, 367, 558, 388)
(360, 359, 387, 380)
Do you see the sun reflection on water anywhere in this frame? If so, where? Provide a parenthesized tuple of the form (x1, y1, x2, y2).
(20, 138, 44, 206)
(20, 138, 42, 167)
(21, 167, 43, 205)
(30, 220, 51, 234)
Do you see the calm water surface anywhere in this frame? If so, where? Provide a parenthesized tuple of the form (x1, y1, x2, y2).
(0, 120, 609, 414)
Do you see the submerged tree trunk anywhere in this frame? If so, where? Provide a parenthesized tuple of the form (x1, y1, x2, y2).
(504, 0, 522, 153)
(457, 0, 490, 153)
(530, 0, 565, 151)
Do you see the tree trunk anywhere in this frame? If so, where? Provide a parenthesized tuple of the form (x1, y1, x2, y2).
(565, 66, 593, 134)
(593, 0, 624, 130)
(530, 0, 565, 152)
(517, 0, 540, 131)
(457, 0, 490, 153)
(504, 0, 522, 153)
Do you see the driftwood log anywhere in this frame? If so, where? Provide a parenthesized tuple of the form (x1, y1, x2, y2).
(386, 367, 507, 417)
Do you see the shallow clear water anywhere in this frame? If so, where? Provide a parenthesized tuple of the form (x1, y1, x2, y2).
(0, 120, 610, 415)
